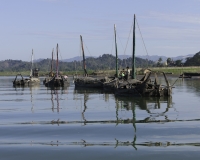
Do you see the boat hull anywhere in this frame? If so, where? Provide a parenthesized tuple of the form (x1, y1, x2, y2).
(74, 77, 107, 88)
(13, 76, 40, 87)
(45, 76, 69, 87)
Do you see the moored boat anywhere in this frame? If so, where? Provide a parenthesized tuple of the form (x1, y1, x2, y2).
(74, 35, 108, 88)
(114, 15, 172, 97)
(13, 50, 40, 86)
(45, 44, 70, 88)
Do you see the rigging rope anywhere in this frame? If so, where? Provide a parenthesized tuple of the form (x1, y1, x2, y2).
(83, 41, 92, 57)
(123, 20, 133, 68)
(117, 33, 126, 69)
(58, 46, 63, 61)
(110, 33, 114, 56)
(79, 40, 82, 70)
(135, 17, 149, 68)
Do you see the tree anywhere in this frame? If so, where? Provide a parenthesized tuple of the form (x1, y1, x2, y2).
(157, 57, 163, 67)
(175, 59, 182, 66)
(167, 58, 172, 66)
(184, 51, 200, 66)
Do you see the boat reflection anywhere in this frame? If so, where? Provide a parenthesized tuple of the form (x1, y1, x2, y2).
(46, 83, 70, 94)
(71, 87, 177, 149)
(13, 85, 40, 112)
(50, 89, 60, 113)
(73, 87, 137, 149)
(115, 96, 174, 123)
(13, 83, 40, 91)
(74, 86, 104, 94)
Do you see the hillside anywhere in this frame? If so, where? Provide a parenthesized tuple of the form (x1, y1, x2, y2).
(0, 54, 154, 72)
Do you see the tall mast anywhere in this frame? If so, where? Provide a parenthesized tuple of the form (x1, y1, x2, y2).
(51, 48, 54, 74)
(56, 44, 59, 78)
(80, 35, 87, 76)
(30, 49, 33, 77)
(132, 14, 136, 79)
(114, 24, 118, 78)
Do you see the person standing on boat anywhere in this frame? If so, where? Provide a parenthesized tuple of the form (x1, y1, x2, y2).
(126, 66, 130, 80)
(121, 69, 125, 79)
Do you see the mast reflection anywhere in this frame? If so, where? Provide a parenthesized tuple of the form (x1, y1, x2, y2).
(50, 89, 60, 112)
(115, 96, 174, 123)
(13, 85, 40, 112)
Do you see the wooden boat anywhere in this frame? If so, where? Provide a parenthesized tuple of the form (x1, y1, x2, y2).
(45, 44, 70, 88)
(114, 15, 172, 97)
(104, 16, 142, 91)
(13, 49, 40, 86)
(74, 35, 107, 88)
(183, 72, 200, 76)
(115, 70, 172, 97)
(179, 74, 192, 78)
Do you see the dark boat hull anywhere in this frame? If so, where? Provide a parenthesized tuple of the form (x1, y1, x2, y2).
(13, 74, 40, 87)
(45, 76, 69, 87)
(115, 71, 172, 97)
(74, 77, 106, 88)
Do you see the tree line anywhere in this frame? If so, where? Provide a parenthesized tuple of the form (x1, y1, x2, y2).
(1, 52, 200, 73)
(156, 51, 200, 67)
(0, 54, 155, 72)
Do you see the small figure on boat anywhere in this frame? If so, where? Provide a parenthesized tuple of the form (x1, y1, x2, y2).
(125, 66, 131, 80)
(119, 69, 128, 80)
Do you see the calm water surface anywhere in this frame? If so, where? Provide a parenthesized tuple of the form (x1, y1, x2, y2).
(0, 76, 200, 160)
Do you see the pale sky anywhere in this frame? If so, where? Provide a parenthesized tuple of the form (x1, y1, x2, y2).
(0, 0, 200, 61)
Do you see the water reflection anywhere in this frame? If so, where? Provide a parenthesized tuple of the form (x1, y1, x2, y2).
(72, 88, 176, 150)
(50, 89, 60, 112)
(46, 85, 69, 113)
(73, 87, 176, 124)
(115, 96, 176, 123)
(46, 83, 70, 94)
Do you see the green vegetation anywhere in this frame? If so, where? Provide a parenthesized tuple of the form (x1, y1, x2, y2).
(0, 54, 154, 75)
(1, 52, 200, 76)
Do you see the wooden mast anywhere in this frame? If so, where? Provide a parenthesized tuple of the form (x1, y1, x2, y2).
(114, 24, 118, 78)
(56, 44, 59, 78)
(132, 14, 136, 79)
(80, 35, 87, 76)
(51, 48, 54, 76)
(30, 49, 33, 77)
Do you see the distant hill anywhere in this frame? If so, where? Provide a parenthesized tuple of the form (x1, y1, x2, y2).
(62, 56, 95, 62)
(0, 53, 196, 73)
(137, 54, 194, 62)
(0, 54, 154, 72)
(60, 54, 194, 62)
(11, 54, 196, 63)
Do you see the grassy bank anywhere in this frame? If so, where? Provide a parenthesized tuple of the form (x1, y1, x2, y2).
(1, 66, 200, 76)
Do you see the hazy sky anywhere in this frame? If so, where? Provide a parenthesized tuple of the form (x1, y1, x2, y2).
(1, 0, 200, 61)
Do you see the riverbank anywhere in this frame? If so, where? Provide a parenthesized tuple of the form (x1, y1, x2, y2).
(0, 66, 200, 76)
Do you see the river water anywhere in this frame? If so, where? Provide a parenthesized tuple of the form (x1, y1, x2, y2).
(0, 76, 200, 160)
